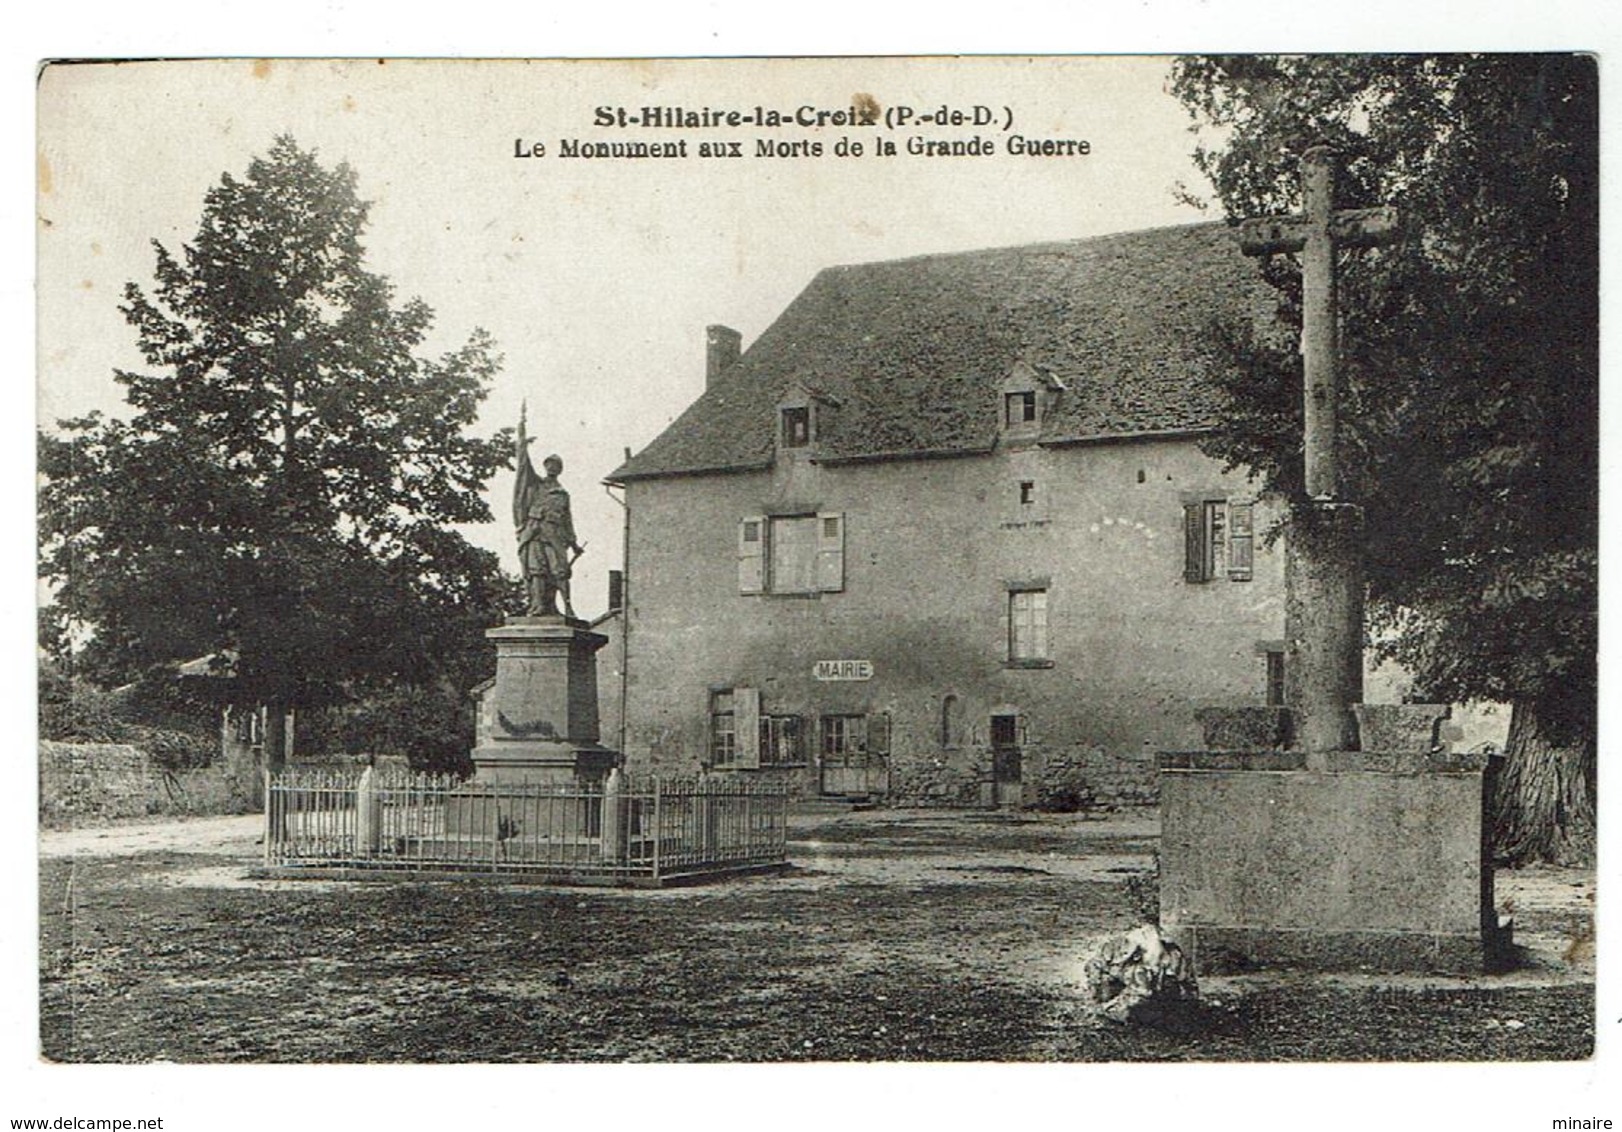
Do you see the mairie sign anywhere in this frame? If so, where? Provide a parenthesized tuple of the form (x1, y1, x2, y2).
(813, 659, 873, 682)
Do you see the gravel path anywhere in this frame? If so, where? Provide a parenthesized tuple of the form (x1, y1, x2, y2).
(39, 813, 263, 860)
(38, 807, 1595, 1062)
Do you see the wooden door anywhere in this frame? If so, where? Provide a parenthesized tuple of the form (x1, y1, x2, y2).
(818, 714, 889, 797)
(991, 714, 1022, 807)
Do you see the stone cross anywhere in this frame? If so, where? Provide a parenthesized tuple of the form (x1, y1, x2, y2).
(1239, 146, 1398, 501)
(1238, 147, 1399, 755)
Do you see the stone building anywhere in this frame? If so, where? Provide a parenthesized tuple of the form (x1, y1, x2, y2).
(606, 222, 1292, 807)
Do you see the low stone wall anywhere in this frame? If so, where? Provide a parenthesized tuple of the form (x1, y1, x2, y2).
(886, 744, 1161, 810)
(1031, 744, 1159, 810)
(40, 741, 259, 827)
(888, 756, 986, 808)
(638, 742, 1163, 810)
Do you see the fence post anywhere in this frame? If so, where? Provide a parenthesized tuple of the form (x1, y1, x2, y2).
(263, 768, 272, 867)
(356, 763, 381, 857)
(601, 767, 625, 867)
(651, 776, 661, 882)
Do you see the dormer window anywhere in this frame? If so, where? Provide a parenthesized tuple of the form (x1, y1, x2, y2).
(776, 382, 839, 455)
(1005, 391, 1037, 426)
(999, 357, 1061, 441)
(781, 406, 812, 448)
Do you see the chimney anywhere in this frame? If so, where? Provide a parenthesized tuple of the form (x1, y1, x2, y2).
(706, 324, 742, 387)
(607, 569, 625, 612)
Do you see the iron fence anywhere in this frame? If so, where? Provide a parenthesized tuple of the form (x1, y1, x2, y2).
(263, 767, 788, 883)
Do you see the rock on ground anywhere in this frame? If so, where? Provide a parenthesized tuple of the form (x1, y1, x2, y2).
(1083, 923, 1199, 1024)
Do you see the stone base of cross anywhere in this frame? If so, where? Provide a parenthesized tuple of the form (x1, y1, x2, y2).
(1155, 153, 1502, 977)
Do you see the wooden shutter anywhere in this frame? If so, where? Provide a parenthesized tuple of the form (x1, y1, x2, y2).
(1183, 502, 1206, 582)
(734, 687, 760, 769)
(1228, 500, 1254, 581)
(866, 712, 891, 758)
(738, 517, 765, 594)
(815, 511, 845, 592)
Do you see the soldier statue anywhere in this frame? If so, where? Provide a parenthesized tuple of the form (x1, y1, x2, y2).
(513, 403, 584, 618)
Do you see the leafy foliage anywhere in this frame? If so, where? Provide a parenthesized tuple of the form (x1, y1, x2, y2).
(39, 663, 219, 770)
(38, 137, 516, 741)
(1171, 56, 1597, 861)
(1171, 56, 1597, 731)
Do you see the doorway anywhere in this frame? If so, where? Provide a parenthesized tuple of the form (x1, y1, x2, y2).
(818, 713, 887, 797)
(990, 713, 1022, 807)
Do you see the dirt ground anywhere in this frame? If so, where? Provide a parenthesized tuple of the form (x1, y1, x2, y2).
(38, 807, 1595, 1063)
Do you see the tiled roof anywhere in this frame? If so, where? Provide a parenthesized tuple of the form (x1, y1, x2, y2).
(610, 222, 1276, 481)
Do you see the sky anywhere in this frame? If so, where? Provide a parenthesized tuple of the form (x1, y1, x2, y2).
(37, 56, 1217, 616)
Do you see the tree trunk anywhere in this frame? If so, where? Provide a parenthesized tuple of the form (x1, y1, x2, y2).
(1489, 699, 1595, 866)
(263, 704, 289, 774)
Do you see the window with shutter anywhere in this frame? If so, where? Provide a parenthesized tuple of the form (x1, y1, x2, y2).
(711, 688, 763, 768)
(709, 690, 738, 766)
(769, 515, 818, 593)
(1183, 500, 1233, 583)
(743, 512, 845, 595)
(738, 517, 765, 594)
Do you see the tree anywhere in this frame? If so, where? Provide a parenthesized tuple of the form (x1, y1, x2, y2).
(1170, 55, 1597, 864)
(39, 136, 515, 769)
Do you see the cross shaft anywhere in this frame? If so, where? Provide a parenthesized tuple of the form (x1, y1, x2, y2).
(1239, 147, 1399, 501)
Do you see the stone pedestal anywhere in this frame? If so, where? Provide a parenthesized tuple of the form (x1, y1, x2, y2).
(448, 616, 620, 838)
(470, 616, 618, 783)
(1158, 725, 1508, 972)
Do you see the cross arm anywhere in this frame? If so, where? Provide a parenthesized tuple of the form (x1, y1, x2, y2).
(1328, 206, 1400, 248)
(1238, 206, 1400, 258)
(1238, 216, 1306, 257)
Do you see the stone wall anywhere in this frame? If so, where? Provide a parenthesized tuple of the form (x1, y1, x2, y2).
(883, 743, 1160, 810)
(1030, 743, 1160, 809)
(39, 741, 259, 827)
(888, 755, 986, 808)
